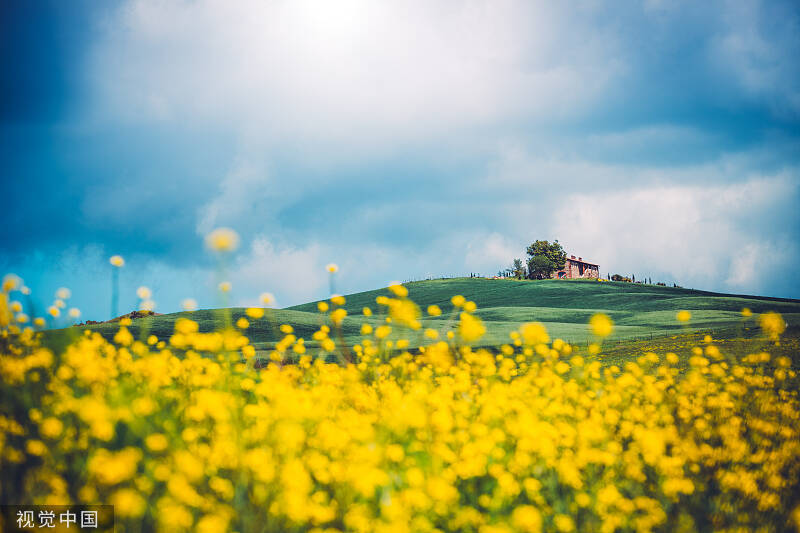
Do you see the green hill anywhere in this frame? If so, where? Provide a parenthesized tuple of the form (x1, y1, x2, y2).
(55, 278, 800, 356)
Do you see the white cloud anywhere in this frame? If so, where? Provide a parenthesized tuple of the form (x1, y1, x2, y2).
(88, 0, 623, 154)
(551, 173, 799, 294)
(465, 232, 521, 274)
(232, 236, 325, 307)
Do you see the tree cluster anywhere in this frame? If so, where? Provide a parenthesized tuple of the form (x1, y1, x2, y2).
(505, 240, 567, 280)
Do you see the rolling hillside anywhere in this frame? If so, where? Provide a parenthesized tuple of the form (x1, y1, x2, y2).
(58, 278, 800, 355)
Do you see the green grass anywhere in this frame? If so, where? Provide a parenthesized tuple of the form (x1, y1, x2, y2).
(46, 278, 800, 355)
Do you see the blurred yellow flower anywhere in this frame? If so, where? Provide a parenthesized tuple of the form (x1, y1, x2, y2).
(109, 255, 125, 267)
(2, 274, 22, 292)
(520, 322, 549, 345)
(111, 488, 145, 518)
(676, 310, 691, 322)
(330, 308, 347, 325)
(246, 307, 264, 319)
(205, 227, 240, 253)
(40, 417, 63, 438)
(741, 307, 752, 317)
(388, 283, 408, 298)
(145, 433, 169, 452)
(326, 263, 338, 273)
(136, 286, 151, 300)
(56, 287, 71, 300)
(182, 298, 198, 311)
(589, 313, 613, 338)
(458, 312, 485, 342)
(218, 281, 231, 293)
(759, 311, 786, 341)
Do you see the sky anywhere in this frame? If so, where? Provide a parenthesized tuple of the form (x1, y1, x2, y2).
(2, 0, 799, 321)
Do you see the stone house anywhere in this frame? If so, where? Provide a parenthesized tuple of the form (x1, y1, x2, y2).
(552, 255, 599, 279)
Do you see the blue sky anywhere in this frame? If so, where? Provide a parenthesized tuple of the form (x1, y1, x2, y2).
(2, 0, 799, 321)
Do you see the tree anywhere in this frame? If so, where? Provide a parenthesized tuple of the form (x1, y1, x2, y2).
(526, 240, 567, 279)
(511, 258, 527, 280)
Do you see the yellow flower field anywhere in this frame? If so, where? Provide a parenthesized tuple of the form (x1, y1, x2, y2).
(1, 282, 799, 532)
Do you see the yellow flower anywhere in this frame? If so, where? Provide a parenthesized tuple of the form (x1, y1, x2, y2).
(55, 287, 71, 300)
(427, 304, 442, 316)
(318, 301, 329, 312)
(520, 322, 550, 345)
(388, 283, 408, 298)
(375, 325, 391, 339)
(88, 448, 142, 485)
(68, 308, 81, 319)
(260, 292, 275, 305)
(759, 311, 786, 341)
(47, 306, 60, 318)
(326, 263, 339, 273)
(384, 298, 421, 329)
(175, 318, 199, 334)
(741, 307, 752, 317)
(458, 312, 485, 342)
(246, 307, 265, 319)
(145, 433, 169, 452)
(589, 313, 613, 338)
(205, 227, 240, 252)
(40, 418, 63, 439)
(451, 295, 466, 307)
(386, 444, 405, 462)
(330, 308, 347, 325)
(182, 298, 198, 311)
(554, 514, 575, 532)
(362, 306, 372, 316)
(676, 310, 691, 322)
(136, 286, 152, 300)
(331, 295, 346, 306)
(2, 274, 22, 292)
(26, 440, 47, 456)
(236, 317, 249, 329)
(109, 255, 125, 267)
(512, 505, 542, 533)
(218, 281, 231, 293)
(111, 488, 146, 518)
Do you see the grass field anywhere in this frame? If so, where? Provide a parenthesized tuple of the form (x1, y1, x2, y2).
(55, 277, 800, 357)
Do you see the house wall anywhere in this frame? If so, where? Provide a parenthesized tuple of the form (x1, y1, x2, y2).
(552, 258, 600, 279)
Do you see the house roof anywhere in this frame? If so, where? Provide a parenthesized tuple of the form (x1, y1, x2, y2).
(566, 256, 599, 267)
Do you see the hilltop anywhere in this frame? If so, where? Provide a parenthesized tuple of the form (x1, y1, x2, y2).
(56, 278, 800, 357)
